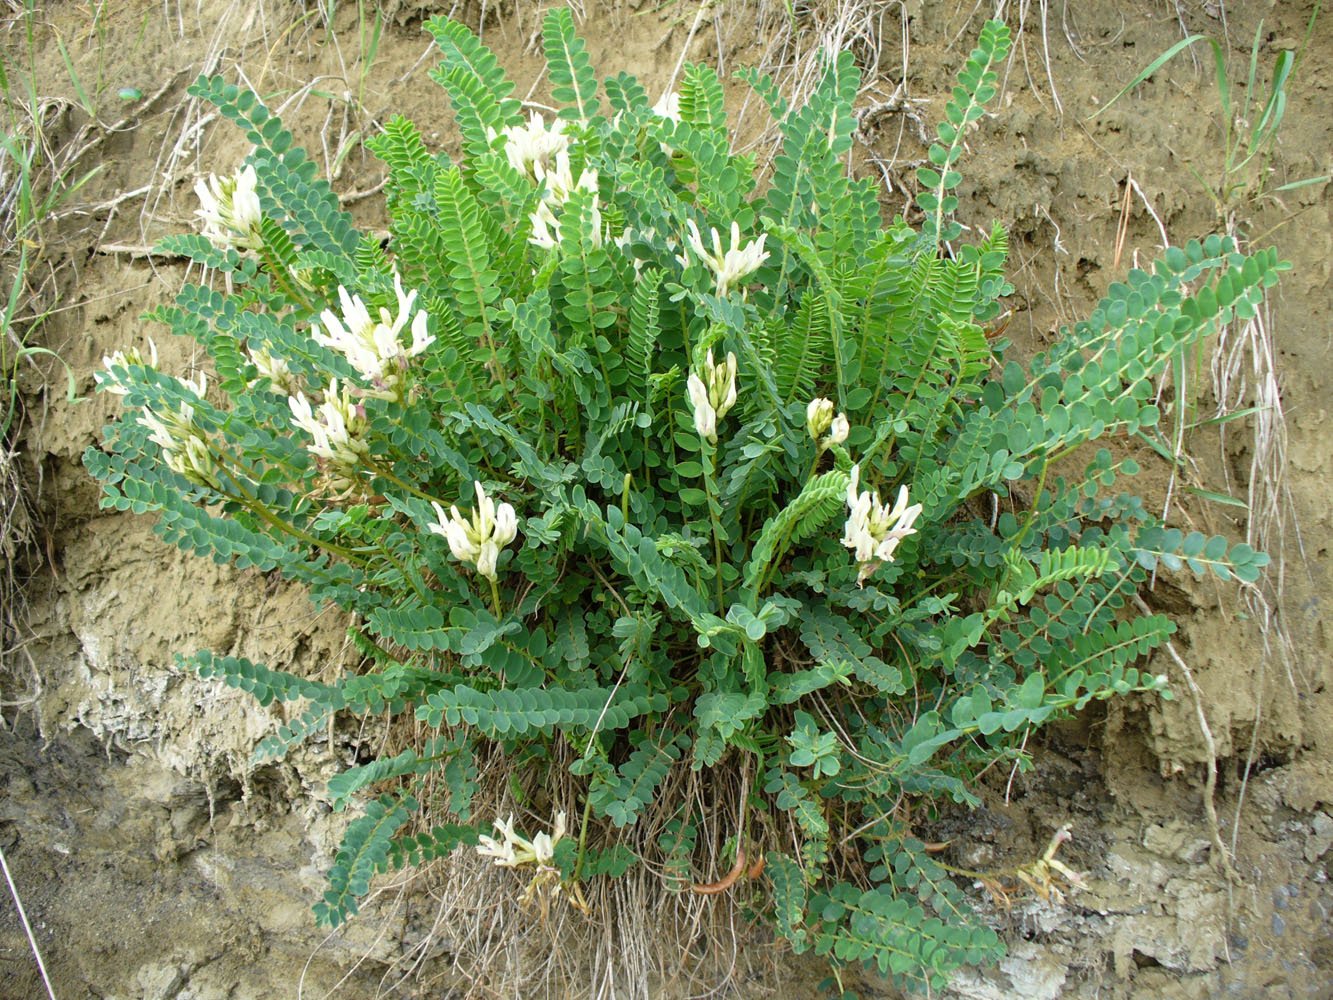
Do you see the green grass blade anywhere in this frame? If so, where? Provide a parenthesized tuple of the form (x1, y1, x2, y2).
(1090, 35, 1208, 119)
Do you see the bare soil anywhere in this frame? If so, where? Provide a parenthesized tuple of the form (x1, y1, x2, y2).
(2, 1, 1329, 998)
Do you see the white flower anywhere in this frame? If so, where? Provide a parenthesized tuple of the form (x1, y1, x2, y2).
(138, 408, 175, 453)
(529, 201, 561, 250)
(528, 185, 603, 251)
(534, 150, 597, 207)
(807, 397, 834, 440)
(195, 164, 262, 251)
(525, 151, 603, 251)
(651, 92, 682, 154)
(530, 198, 604, 251)
(312, 272, 433, 398)
(683, 219, 769, 297)
(493, 111, 570, 179)
(585, 196, 605, 248)
(686, 349, 737, 444)
(476, 811, 567, 869)
(842, 464, 923, 584)
(652, 91, 681, 123)
(97, 338, 159, 395)
(137, 371, 217, 488)
(246, 345, 296, 395)
(179, 370, 208, 399)
(826, 413, 850, 448)
(171, 434, 218, 487)
(687, 373, 716, 442)
(288, 379, 369, 471)
(429, 481, 518, 581)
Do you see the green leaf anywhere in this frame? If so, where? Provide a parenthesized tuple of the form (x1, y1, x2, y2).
(543, 8, 600, 122)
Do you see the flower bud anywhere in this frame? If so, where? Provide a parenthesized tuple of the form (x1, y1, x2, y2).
(687, 350, 738, 444)
(807, 397, 834, 440)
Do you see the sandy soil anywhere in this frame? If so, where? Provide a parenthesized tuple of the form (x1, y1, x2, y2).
(1, 1, 1329, 997)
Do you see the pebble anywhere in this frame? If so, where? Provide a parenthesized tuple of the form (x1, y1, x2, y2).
(1305, 811, 1333, 862)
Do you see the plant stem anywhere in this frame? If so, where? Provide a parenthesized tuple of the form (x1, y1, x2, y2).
(366, 460, 446, 505)
(488, 575, 503, 618)
(226, 474, 362, 562)
(258, 244, 315, 314)
(1009, 459, 1049, 553)
(700, 441, 727, 613)
(573, 791, 595, 883)
(378, 541, 429, 602)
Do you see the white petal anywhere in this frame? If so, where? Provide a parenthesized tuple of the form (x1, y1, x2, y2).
(687, 372, 716, 441)
(531, 832, 554, 865)
(684, 219, 707, 262)
(444, 515, 478, 562)
(492, 502, 518, 547)
(409, 310, 434, 355)
(720, 352, 738, 413)
(807, 397, 833, 438)
(476, 541, 499, 580)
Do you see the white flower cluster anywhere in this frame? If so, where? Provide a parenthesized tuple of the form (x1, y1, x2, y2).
(806, 397, 849, 451)
(195, 164, 262, 251)
(486, 110, 604, 251)
(687, 349, 738, 444)
(492, 111, 570, 180)
(312, 272, 434, 399)
(97, 338, 158, 396)
(842, 464, 923, 585)
(476, 811, 567, 870)
(97, 346, 216, 487)
(138, 372, 218, 489)
(429, 481, 518, 581)
(528, 150, 602, 251)
(288, 379, 369, 474)
(681, 219, 769, 298)
(246, 345, 297, 395)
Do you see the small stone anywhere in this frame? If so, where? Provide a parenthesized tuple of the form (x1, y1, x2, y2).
(1143, 821, 1212, 865)
(1271, 913, 1286, 937)
(1305, 811, 1333, 862)
(136, 962, 184, 1000)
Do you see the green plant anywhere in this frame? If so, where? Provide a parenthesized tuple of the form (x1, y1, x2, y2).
(1096, 7, 1328, 217)
(2, 0, 105, 577)
(86, 12, 1283, 992)
(307, 0, 386, 180)
(0, 24, 98, 442)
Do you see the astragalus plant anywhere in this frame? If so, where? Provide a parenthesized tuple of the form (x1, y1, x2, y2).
(86, 12, 1278, 992)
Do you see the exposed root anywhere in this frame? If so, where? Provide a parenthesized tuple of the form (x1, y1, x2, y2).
(726, 0, 904, 154)
(690, 845, 746, 895)
(1135, 596, 1239, 886)
(306, 721, 875, 999)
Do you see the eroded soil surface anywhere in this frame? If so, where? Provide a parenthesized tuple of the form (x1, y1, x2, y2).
(2, 1, 1330, 997)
